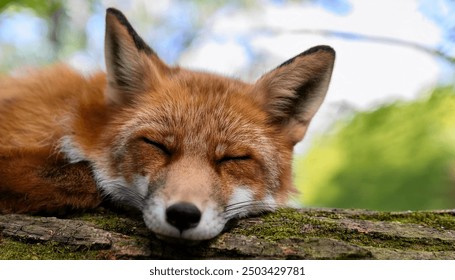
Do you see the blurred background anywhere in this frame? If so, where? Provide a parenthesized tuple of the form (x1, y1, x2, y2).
(1, 0, 454, 211)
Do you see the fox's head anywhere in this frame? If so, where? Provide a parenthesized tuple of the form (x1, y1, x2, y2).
(67, 8, 335, 241)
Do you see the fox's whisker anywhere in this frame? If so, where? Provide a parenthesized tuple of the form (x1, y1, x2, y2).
(101, 183, 145, 210)
(223, 200, 279, 219)
(225, 200, 280, 210)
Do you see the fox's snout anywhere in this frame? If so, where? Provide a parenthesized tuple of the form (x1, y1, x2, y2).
(165, 202, 201, 232)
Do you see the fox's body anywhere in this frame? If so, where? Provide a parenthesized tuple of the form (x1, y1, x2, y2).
(0, 66, 105, 148)
(0, 8, 335, 241)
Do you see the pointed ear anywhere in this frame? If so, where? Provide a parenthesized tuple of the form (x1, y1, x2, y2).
(104, 8, 169, 104)
(253, 45, 335, 145)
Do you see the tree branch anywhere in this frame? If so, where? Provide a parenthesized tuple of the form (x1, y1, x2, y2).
(1, 208, 455, 259)
(266, 28, 455, 66)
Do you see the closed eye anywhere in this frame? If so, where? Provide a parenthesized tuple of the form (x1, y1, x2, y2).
(141, 137, 172, 156)
(217, 155, 251, 164)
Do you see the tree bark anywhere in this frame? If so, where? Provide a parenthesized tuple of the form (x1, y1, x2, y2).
(1, 208, 454, 259)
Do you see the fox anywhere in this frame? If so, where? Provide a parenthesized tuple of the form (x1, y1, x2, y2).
(0, 8, 335, 241)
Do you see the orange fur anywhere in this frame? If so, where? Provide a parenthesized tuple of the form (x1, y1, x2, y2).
(0, 8, 335, 240)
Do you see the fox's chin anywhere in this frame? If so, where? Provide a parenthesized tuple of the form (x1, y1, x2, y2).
(154, 233, 206, 245)
(150, 226, 223, 242)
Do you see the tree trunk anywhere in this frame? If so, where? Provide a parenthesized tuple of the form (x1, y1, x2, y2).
(0, 208, 454, 259)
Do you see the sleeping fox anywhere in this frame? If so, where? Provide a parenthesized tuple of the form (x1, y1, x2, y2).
(0, 8, 335, 241)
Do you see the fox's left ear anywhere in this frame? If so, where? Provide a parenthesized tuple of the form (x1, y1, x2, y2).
(253, 46, 335, 145)
(104, 8, 170, 104)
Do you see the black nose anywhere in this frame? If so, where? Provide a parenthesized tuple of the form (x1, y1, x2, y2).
(165, 202, 201, 232)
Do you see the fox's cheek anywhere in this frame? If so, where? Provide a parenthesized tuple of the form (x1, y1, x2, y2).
(218, 160, 266, 189)
(223, 186, 278, 222)
(131, 174, 151, 198)
(117, 140, 170, 177)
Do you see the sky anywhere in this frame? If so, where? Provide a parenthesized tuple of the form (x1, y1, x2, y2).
(181, 0, 442, 106)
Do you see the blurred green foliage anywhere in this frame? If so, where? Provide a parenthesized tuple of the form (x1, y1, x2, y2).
(296, 86, 455, 211)
(0, 0, 62, 15)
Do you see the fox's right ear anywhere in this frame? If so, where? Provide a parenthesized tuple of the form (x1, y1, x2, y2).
(104, 8, 169, 104)
(253, 46, 335, 145)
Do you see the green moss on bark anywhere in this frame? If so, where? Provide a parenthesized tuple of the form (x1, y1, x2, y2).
(233, 208, 455, 253)
(0, 237, 105, 260)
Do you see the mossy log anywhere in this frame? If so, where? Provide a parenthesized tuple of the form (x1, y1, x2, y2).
(1, 208, 454, 259)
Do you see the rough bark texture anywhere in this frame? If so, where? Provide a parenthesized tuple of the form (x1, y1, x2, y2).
(1, 208, 454, 259)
